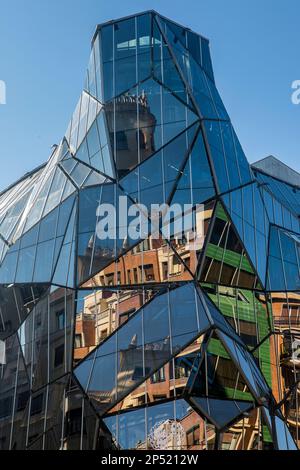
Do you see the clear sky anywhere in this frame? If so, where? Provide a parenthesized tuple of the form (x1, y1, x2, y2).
(0, 0, 299, 190)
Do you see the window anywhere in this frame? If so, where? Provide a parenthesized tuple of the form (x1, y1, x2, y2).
(184, 257, 190, 271)
(0, 320, 11, 333)
(17, 391, 30, 412)
(30, 393, 43, 416)
(100, 329, 108, 341)
(54, 344, 64, 367)
(56, 310, 65, 330)
(75, 334, 82, 348)
(119, 308, 136, 326)
(186, 425, 200, 448)
(136, 129, 146, 149)
(127, 269, 131, 284)
(171, 256, 182, 275)
(132, 366, 151, 380)
(153, 394, 167, 401)
(106, 273, 114, 286)
(151, 367, 166, 383)
(132, 366, 144, 380)
(137, 395, 146, 406)
(0, 397, 12, 418)
(35, 313, 42, 328)
(116, 131, 128, 150)
(174, 362, 190, 379)
(162, 261, 168, 280)
(143, 264, 154, 281)
(66, 408, 85, 436)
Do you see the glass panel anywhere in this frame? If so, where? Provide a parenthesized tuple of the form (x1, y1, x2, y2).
(15, 246, 36, 283)
(33, 240, 55, 282)
(190, 397, 253, 430)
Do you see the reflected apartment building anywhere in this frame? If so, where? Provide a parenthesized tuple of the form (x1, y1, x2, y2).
(0, 11, 300, 450)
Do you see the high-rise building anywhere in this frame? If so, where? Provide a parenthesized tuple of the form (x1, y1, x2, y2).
(0, 11, 299, 451)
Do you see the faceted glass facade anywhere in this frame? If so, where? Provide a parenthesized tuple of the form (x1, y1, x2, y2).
(0, 11, 299, 450)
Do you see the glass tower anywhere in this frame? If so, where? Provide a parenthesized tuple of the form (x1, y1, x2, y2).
(0, 11, 299, 451)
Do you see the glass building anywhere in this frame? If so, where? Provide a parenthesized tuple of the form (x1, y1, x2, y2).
(0, 11, 299, 451)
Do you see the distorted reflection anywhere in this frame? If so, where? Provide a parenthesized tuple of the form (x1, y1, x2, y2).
(74, 288, 156, 363)
(82, 203, 214, 288)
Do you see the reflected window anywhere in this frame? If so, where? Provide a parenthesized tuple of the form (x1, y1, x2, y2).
(54, 344, 64, 368)
(30, 393, 43, 416)
(17, 391, 30, 412)
(151, 367, 166, 383)
(187, 425, 200, 448)
(100, 329, 108, 341)
(116, 131, 129, 150)
(75, 334, 83, 348)
(56, 310, 65, 330)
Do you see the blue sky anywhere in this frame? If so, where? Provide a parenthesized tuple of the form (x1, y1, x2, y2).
(0, 0, 299, 190)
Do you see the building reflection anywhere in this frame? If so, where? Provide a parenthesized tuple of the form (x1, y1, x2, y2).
(106, 91, 157, 178)
(270, 292, 300, 446)
(81, 204, 214, 289)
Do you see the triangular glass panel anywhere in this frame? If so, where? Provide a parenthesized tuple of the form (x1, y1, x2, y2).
(170, 128, 215, 206)
(222, 183, 269, 287)
(189, 331, 254, 402)
(108, 334, 206, 414)
(105, 78, 199, 179)
(199, 202, 262, 290)
(52, 202, 77, 288)
(60, 159, 107, 189)
(157, 18, 221, 121)
(163, 201, 215, 277)
(204, 120, 253, 194)
(22, 168, 56, 234)
(189, 396, 254, 430)
(74, 111, 115, 179)
(73, 287, 163, 365)
(153, 17, 195, 110)
(42, 167, 68, 218)
(0, 189, 33, 244)
(216, 330, 270, 402)
(255, 169, 300, 217)
(0, 195, 76, 285)
(158, 16, 204, 73)
(120, 122, 199, 209)
(105, 397, 209, 450)
(201, 283, 272, 351)
(267, 226, 300, 291)
(74, 282, 211, 415)
(80, 229, 196, 288)
(66, 91, 102, 155)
